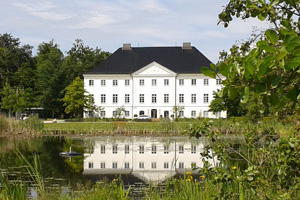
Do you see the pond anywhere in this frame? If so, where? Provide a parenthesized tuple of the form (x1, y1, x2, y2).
(0, 136, 242, 192)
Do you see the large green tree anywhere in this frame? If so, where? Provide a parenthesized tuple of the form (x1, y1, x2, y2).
(203, 0, 300, 118)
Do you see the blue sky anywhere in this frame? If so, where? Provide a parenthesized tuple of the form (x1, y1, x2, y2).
(1, 0, 269, 62)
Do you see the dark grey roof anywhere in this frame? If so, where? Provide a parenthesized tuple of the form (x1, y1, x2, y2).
(86, 46, 212, 74)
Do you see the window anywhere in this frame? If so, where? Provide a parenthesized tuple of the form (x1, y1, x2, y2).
(164, 145, 169, 154)
(139, 110, 144, 115)
(125, 94, 130, 103)
(152, 79, 157, 86)
(113, 111, 117, 117)
(179, 79, 184, 85)
(139, 162, 144, 169)
(164, 79, 169, 86)
(215, 112, 221, 118)
(112, 145, 118, 154)
(124, 162, 129, 169)
(151, 162, 157, 169)
(139, 79, 144, 86)
(152, 144, 156, 154)
(204, 79, 209, 85)
(139, 94, 144, 103)
(204, 94, 209, 103)
(113, 80, 118, 86)
(179, 111, 184, 118)
(100, 111, 105, 117)
(191, 79, 196, 85)
(179, 162, 184, 169)
(101, 80, 106, 86)
(179, 145, 184, 154)
(191, 145, 196, 154)
(101, 162, 105, 169)
(101, 145, 105, 154)
(152, 94, 157, 103)
(191, 110, 196, 117)
(125, 111, 129, 117)
(112, 162, 117, 169)
(164, 94, 169, 103)
(216, 79, 222, 85)
(125, 79, 130, 86)
(164, 162, 169, 169)
(88, 162, 93, 169)
(89, 80, 94, 86)
(113, 94, 118, 103)
(125, 145, 129, 154)
(191, 94, 196, 103)
(179, 94, 184, 103)
(101, 94, 106, 103)
(203, 111, 209, 118)
(139, 145, 144, 154)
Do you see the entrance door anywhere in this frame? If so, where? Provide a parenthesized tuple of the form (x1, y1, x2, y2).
(164, 111, 169, 118)
(151, 109, 157, 118)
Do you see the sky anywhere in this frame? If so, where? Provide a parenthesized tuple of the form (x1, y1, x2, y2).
(0, 0, 270, 63)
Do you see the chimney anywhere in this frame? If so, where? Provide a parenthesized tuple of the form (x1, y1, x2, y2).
(122, 43, 132, 50)
(182, 42, 192, 49)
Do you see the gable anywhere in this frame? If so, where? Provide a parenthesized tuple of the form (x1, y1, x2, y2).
(132, 62, 177, 76)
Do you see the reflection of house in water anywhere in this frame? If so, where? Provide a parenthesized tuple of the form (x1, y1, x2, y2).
(83, 137, 217, 183)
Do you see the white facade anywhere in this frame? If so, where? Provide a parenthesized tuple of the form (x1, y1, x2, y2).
(84, 61, 225, 119)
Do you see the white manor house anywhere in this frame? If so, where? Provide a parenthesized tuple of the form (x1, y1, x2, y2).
(83, 43, 226, 119)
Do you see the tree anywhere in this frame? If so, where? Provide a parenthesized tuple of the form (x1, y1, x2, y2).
(84, 94, 103, 118)
(113, 106, 126, 119)
(172, 106, 184, 119)
(202, 0, 300, 118)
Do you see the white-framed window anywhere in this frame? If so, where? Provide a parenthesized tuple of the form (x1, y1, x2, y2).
(151, 162, 157, 169)
(112, 144, 118, 154)
(139, 162, 144, 169)
(100, 111, 105, 117)
(125, 111, 129, 117)
(125, 94, 130, 103)
(139, 110, 144, 115)
(113, 94, 118, 103)
(125, 144, 129, 154)
(101, 94, 106, 103)
(164, 145, 169, 154)
(179, 145, 184, 154)
(152, 94, 157, 103)
(164, 162, 169, 169)
(179, 94, 184, 103)
(89, 80, 94, 86)
(191, 94, 196, 103)
(139, 79, 144, 86)
(100, 162, 105, 169)
(164, 79, 169, 86)
(88, 162, 93, 169)
(215, 112, 221, 118)
(191, 110, 196, 117)
(191, 79, 196, 85)
(152, 144, 156, 154)
(125, 79, 130, 86)
(203, 111, 209, 118)
(139, 145, 144, 154)
(164, 94, 169, 103)
(101, 80, 106, 86)
(204, 94, 209, 103)
(191, 144, 196, 154)
(124, 162, 129, 169)
(179, 79, 184, 85)
(101, 145, 105, 154)
(179, 111, 184, 118)
(204, 79, 209, 85)
(139, 94, 144, 103)
(179, 162, 184, 169)
(113, 80, 118, 86)
(112, 162, 117, 169)
(152, 79, 157, 86)
(216, 79, 222, 85)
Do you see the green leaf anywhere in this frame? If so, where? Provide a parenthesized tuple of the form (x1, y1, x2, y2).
(201, 67, 216, 78)
(256, 83, 267, 93)
(287, 87, 299, 102)
(241, 86, 249, 103)
(277, 47, 287, 60)
(265, 30, 278, 45)
(269, 94, 279, 106)
(271, 75, 281, 88)
(286, 43, 299, 52)
(218, 63, 230, 77)
(294, 49, 300, 56)
(210, 63, 217, 71)
(285, 57, 300, 70)
(228, 87, 239, 99)
(258, 13, 266, 21)
(257, 41, 275, 53)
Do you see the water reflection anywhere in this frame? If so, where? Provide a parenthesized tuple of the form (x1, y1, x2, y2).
(83, 136, 217, 183)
